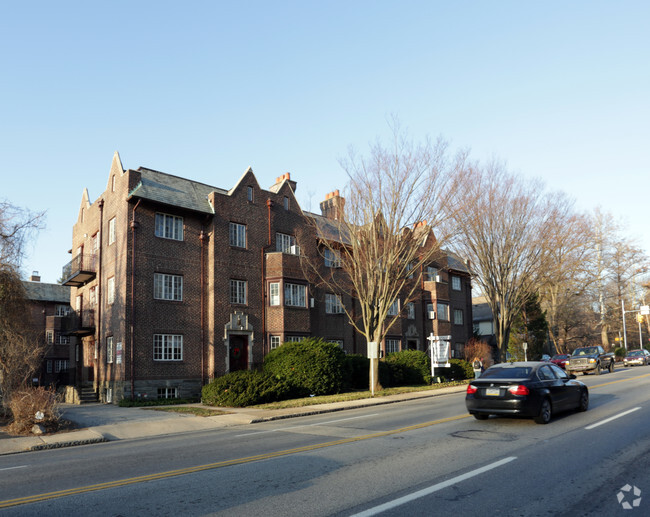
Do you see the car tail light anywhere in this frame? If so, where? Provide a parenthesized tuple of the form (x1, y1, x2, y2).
(508, 385, 530, 396)
(467, 384, 478, 395)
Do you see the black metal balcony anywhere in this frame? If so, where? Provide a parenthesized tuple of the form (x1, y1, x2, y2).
(63, 309, 96, 336)
(62, 254, 97, 287)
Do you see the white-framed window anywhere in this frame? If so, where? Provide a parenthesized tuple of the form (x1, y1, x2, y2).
(45, 330, 54, 344)
(407, 302, 416, 320)
(276, 232, 296, 253)
(247, 186, 254, 202)
(386, 339, 400, 354)
(287, 336, 306, 343)
(437, 303, 449, 321)
(55, 304, 70, 316)
(453, 309, 464, 325)
(425, 266, 439, 282)
(107, 277, 115, 305)
(283, 196, 290, 210)
(269, 282, 280, 306)
(270, 336, 281, 350)
(54, 359, 69, 373)
(230, 279, 247, 305)
(229, 222, 247, 248)
(325, 293, 344, 314)
(108, 217, 116, 245)
(158, 387, 179, 399)
(328, 339, 344, 348)
(154, 273, 183, 301)
(284, 283, 306, 307)
(324, 249, 342, 268)
(155, 213, 184, 241)
(388, 299, 400, 316)
(451, 276, 461, 291)
(56, 334, 70, 345)
(153, 334, 183, 361)
(106, 336, 114, 364)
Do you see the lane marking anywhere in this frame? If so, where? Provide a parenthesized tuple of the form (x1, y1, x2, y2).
(235, 413, 381, 437)
(0, 466, 27, 472)
(350, 457, 517, 517)
(0, 413, 470, 509)
(585, 407, 641, 430)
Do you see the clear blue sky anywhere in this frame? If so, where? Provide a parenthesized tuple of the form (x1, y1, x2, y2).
(2, 1, 648, 283)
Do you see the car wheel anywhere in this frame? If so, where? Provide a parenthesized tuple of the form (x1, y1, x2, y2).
(609, 362, 615, 373)
(534, 399, 552, 424)
(473, 413, 489, 420)
(577, 390, 589, 412)
(595, 363, 601, 375)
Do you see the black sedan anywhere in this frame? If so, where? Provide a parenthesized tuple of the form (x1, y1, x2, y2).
(466, 361, 589, 424)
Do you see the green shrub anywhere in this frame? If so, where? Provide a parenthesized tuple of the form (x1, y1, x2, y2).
(263, 338, 346, 396)
(342, 354, 369, 390)
(383, 350, 431, 386)
(614, 347, 626, 360)
(437, 358, 473, 381)
(202, 370, 293, 407)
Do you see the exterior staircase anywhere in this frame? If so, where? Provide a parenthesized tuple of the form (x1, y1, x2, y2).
(79, 386, 99, 403)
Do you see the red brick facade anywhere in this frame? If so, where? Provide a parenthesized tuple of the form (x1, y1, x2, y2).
(63, 153, 473, 403)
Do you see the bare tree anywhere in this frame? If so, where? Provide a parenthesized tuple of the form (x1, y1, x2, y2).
(537, 204, 595, 354)
(0, 202, 45, 406)
(445, 162, 560, 362)
(302, 122, 467, 394)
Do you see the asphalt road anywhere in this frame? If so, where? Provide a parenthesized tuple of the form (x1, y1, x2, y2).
(1, 367, 649, 516)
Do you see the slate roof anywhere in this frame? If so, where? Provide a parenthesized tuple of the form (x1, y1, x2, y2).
(128, 167, 227, 214)
(446, 250, 471, 274)
(22, 281, 70, 303)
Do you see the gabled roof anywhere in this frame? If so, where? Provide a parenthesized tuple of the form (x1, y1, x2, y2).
(22, 281, 70, 303)
(305, 211, 352, 245)
(128, 168, 226, 214)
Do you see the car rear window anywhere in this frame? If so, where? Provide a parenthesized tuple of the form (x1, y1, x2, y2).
(481, 367, 532, 379)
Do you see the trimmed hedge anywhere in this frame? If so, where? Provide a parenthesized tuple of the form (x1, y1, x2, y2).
(342, 354, 369, 390)
(437, 358, 473, 381)
(202, 370, 294, 407)
(383, 350, 431, 386)
(263, 338, 346, 396)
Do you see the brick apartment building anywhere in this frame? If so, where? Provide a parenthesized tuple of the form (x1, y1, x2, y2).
(22, 274, 72, 387)
(62, 153, 473, 403)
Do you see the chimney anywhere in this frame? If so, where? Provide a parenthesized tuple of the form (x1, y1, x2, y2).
(269, 172, 297, 193)
(320, 190, 345, 220)
(30, 271, 41, 282)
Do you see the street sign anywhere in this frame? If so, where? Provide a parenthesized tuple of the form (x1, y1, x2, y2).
(367, 342, 378, 359)
(641, 306, 650, 316)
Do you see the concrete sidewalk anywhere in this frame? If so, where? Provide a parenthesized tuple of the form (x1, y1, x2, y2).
(0, 385, 466, 456)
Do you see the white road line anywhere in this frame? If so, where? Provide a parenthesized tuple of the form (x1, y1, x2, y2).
(585, 407, 641, 430)
(0, 466, 27, 472)
(350, 457, 517, 517)
(235, 413, 381, 437)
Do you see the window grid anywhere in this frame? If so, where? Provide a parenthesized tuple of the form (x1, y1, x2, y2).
(269, 283, 280, 306)
(230, 279, 247, 305)
(437, 303, 450, 321)
(270, 336, 281, 349)
(153, 334, 183, 361)
(107, 336, 114, 364)
(386, 339, 400, 354)
(107, 277, 115, 304)
(108, 217, 116, 245)
(451, 276, 462, 291)
(154, 273, 183, 301)
(155, 213, 184, 241)
(276, 232, 296, 253)
(54, 359, 69, 373)
(325, 293, 344, 314)
(388, 299, 400, 316)
(324, 249, 342, 268)
(284, 283, 306, 307)
(407, 302, 416, 319)
(158, 387, 179, 399)
(453, 309, 464, 325)
(229, 222, 247, 248)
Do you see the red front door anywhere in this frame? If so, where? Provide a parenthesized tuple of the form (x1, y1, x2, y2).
(229, 335, 248, 371)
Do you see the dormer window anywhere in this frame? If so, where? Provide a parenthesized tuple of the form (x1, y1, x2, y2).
(247, 186, 254, 202)
(283, 196, 290, 210)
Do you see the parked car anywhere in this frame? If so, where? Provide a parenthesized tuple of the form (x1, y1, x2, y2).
(550, 354, 570, 369)
(623, 349, 650, 367)
(466, 361, 589, 424)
